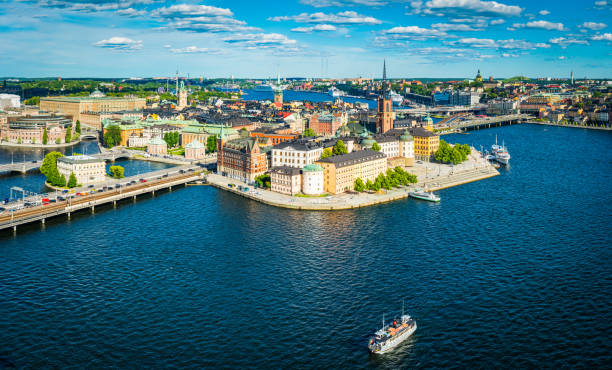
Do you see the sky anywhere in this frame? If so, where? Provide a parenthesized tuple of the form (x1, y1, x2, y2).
(1, 0, 611, 79)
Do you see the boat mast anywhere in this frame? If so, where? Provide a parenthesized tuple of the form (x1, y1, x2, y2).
(382, 314, 385, 330)
(402, 299, 404, 317)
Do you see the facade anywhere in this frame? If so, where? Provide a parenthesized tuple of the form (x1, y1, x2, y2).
(487, 100, 519, 115)
(449, 91, 481, 106)
(308, 113, 344, 136)
(57, 155, 106, 185)
(102, 120, 143, 146)
(40, 95, 146, 124)
(271, 140, 323, 168)
(270, 166, 301, 195)
(217, 136, 268, 183)
(302, 164, 324, 195)
(377, 61, 393, 134)
(185, 139, 206, 160)
(147, 137, 167, 155)
(0, 114, 72, 144)
(128, 134, 149, 148)
(374, 135, 400, 158)
(79, 110, 143, 130)
(177, 81, 188, 109)
(412, 126, 439, 160)
(398, 130, 415, 166)
(316, 149, 387, 194)
(250, 129, 298, 145)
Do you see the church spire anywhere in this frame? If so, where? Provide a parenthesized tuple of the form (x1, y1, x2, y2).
(383, 59, 387, 81)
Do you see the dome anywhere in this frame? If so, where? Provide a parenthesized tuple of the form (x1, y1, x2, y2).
(400, 129, 413, 142)
(89, 89, 106, 98)
(303, 164, 324, 172)
(361, 137, 376, 148)
(424, 114, 433, 123)
(185, 139, 204, 149)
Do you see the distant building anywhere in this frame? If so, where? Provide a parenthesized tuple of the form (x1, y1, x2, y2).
(147, 136, 167, 155)
(449, 91, 481, 106)
(0, 114, 72, 144)
(217, 131, 268, 183)
(102, 120, 143, 146)
(40, 94, 146, 125)
(308, 112, 345, 136)
(57, 155, 106, 185)
(185, 139, 206, 160)
(271, 140, 323, 168)
(411, 126, 439, 160)
(316, 149, 387, 194)
(0, 94, 20, 110)
(177, 81, 188, 109)
(249, 128, 298, 145)
(302, 164, 324, 195)
(475, 69, 483, 83)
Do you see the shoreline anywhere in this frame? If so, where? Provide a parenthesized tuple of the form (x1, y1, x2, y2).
(0, 139, 83, 149)
(525, 121, 612, 131)
(205, 159, 500, 211)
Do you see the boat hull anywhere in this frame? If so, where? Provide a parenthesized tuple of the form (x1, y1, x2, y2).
(409, 193, 440, 202)
(369, 323, 417, 354)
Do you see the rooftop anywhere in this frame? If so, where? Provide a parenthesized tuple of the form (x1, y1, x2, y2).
(317, 149, 386, 168)
(57, 155, 104, 164)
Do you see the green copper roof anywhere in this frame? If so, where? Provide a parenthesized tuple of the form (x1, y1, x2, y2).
(148, 137, 166, 145)
(185, 139, 205, 149)
(303, 164, 324, 172)
(400, 129, 413, 141)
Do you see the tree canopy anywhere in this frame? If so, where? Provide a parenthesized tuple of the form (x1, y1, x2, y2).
(104, 125, 122, 148)
(163, 132, 180, 148)
(302, 128, 317, 137)
(109, 165, 125, 179)
(41, 151, 64, 186)
(333, 140, 348, 155)
(206, 135, 217, 153)
(67, 172, 77, 188)
(435, 140, 471, 165)
(321, 148, 333, 159)
(371, 142, 381, 151)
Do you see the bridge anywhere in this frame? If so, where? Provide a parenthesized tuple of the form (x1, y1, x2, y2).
(0, 160, 44, 174)
(437, 114, 533, 132)
(0, 167, 203, 233)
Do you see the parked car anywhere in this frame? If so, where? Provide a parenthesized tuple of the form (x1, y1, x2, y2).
(140, 179, 147, 183)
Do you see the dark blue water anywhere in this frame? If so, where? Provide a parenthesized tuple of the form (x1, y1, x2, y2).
(1, 124, 611, 368)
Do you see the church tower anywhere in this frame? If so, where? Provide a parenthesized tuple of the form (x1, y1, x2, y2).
(177, 80, 188, 109)
(377, 60, 393, 134)
(273, 74, 283, 106)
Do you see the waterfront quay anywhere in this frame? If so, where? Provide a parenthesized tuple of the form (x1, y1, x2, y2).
(206, 150, 498, 211)
(0, 165, 202, 232)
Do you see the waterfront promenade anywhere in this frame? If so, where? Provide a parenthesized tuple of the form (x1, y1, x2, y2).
(206, 150, 499, 211)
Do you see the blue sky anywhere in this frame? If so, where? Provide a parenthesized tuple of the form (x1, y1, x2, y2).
(1, 0, 611, 78)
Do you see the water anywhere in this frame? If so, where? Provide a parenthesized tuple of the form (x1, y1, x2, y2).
(1, 124, 611, 368)
(0, 142, 175, 199)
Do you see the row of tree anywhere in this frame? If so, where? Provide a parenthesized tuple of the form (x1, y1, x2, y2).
(354, 167, 418, 192)
(434, 140, 471, 165)
(255, 173, 271, 188)
(163, 132, 180, 148)
(103, 126, 122, 148)
(40, 151, 78, 187)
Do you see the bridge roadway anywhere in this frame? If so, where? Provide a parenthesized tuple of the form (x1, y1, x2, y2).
(438, 114, 533, 132)
(0, 170, 202, 232)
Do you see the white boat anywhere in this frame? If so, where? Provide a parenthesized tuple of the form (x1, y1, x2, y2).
(409, 189, 440, 202)
(492, 135, 511, 165)
(368, 302, 417, 354)
(254, 83, 274, 92)
(328, 86, 343, 97)
(390, 90, 403, 105)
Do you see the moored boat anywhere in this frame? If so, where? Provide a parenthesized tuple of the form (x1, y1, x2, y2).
(409, 189, 440, 202)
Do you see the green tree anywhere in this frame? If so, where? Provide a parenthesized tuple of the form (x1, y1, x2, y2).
(65, 124, 72, 143)
(255, 174, 271, 188)
(321, 148, 333, 159)
(55, 138, 61, 144)
(302, 128, 317, 137)
(75, 120, 81, 134)
(365, 179, 374, 191)
(109, 165, 125, 179)
(40, 151, 63, 185)
(371, 142, 381, 151)
(42, 128, 48, 145)
(58, 174, 67, 187)
(206, 135, 217, 153)
(104, 125, 122, 148)
(333, 139, 348, 155)
(354, 177, 365, 192)
(67, 172, 77, 188)
(24, 96, 40, 106)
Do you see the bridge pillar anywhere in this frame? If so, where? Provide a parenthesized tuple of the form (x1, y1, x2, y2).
(41, 218, 45, 225)
(169, 186, 172, 191)
(67, 212, 70, 220)
(133, 195, 137, 201)
(13, 225, 16, 233)
(113, 200, 117, 207)
(91, 205, 95, 213)
(152, 189, 155, 196)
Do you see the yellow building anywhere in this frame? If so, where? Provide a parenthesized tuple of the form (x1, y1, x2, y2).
(40, 95, 146, 126)
(316, 149, 387, 194)
(411, 126, 440, 160)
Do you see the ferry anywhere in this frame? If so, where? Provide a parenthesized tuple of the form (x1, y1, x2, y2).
(368, 303, 417, 354)
(409, 189, 440, 202)
(254, 83, 274, 92)
(491, 135, 511, 165)
(390, 91, 403, 105)
(328, 86, 344, 97)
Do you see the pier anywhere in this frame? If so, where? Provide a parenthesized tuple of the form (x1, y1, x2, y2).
(0, 169, 203, 232)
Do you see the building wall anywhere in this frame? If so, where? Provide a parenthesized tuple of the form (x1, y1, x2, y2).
(185, 147, 206, 160)
(181, 132, 209, 148)
(302, 170, 324, 195)
(147, 143, 167, 155)
(271, 147, 323, 168)
(271, 172, 301, 195)
(379, 140, 399, 158)
(41, 97, 146, 123)
(57, 160, 106, 185)
(218, 145, 268, 183)
(414, 135, 440, 160)
(317, 156, 387, 194)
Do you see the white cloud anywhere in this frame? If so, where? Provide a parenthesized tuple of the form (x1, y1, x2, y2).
(384, 25, 448, 40)
(291, 24, 337, 32)
(170, 46, 221, 54)
(512, 20, 566, 31)
(116, 8, 146, 17)
(151, 4, 233, 18)
(431, 22, 484, 31)
(539, 10, 550, 15)
(224, 33, 298, 49)
(409, 0, 523, 18)
(558, 56, 567, 60)
(592, 33, 612, 41)
(269, 11, 382, 25)
(36, 0, 156, 12)
(549, 37, 589, 47)
(501, 53, 519, 57)
(93, 37, 143, 51)
(449, 37, 550, 50)
(299, 0, 387, 6)
(580, 22, 607, 30)
(453, 37, 497, 47)
(490, 19, 505, 25)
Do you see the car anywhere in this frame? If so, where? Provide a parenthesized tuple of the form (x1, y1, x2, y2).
(88, 184, 94, 188)
(140, 179, 147, 183)
(162, 174, 168, 178)
(179, 169, 185, 174)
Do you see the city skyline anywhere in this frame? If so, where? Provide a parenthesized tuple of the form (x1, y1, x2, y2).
(1, 0, 612, 78)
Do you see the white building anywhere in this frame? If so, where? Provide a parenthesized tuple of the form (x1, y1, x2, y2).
(399, 130, 415, 161)
(375, 136, 400, 158)
(270, 166, 302, 195)
(271, 140, 323, 168)
(0, 94, 20, 110)
(128, 134, 150, 147)
(57, 155, 106, 185)
(301, 164, 324, 195)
